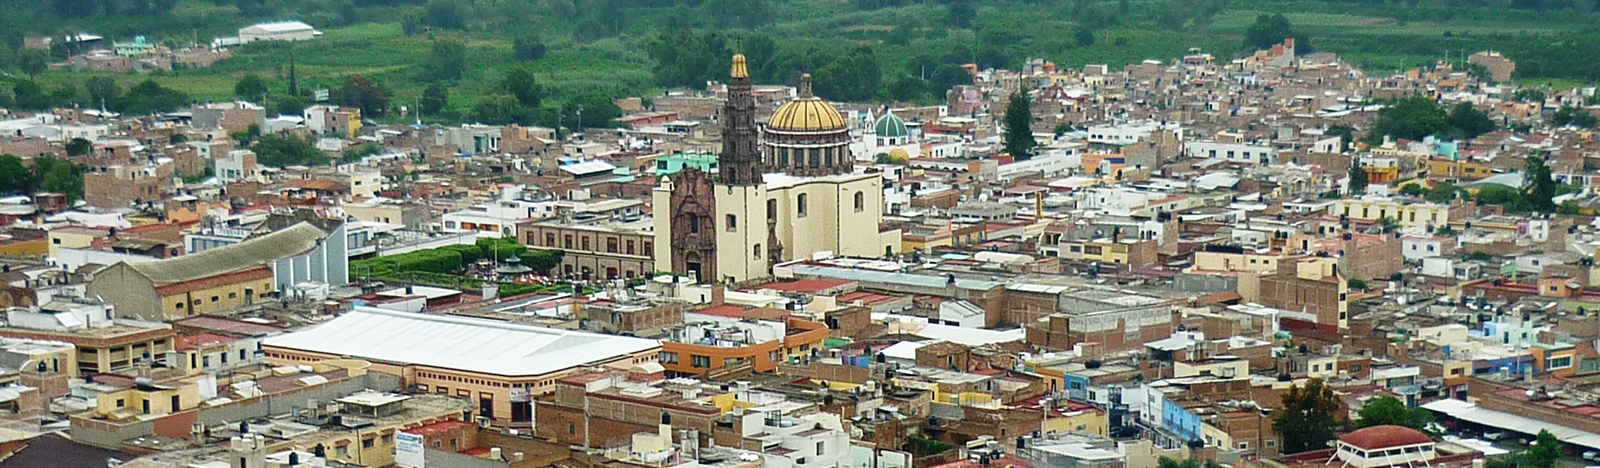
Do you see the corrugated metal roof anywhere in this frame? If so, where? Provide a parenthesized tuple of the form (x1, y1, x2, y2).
(1422, 399, 1600, 450)
(790, 264, 1002, 290)
(263, 307, 660, 376)
(559, 160, 617, 176)
(125, 222, 327, 284)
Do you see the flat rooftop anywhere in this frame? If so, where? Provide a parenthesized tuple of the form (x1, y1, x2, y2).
(263, 307, 660, 377)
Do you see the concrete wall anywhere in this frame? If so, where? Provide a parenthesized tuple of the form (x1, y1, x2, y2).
(71, 372, 401, 449)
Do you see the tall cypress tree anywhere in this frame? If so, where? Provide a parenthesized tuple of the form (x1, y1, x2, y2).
(1003, 92, 1035, 160)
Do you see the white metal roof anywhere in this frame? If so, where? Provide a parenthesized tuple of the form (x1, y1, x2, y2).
(263, 307, 661, 376)
(1422, 399, 1600, 450)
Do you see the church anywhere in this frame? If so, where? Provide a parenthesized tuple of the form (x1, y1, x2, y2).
(652, 54, 901, 284)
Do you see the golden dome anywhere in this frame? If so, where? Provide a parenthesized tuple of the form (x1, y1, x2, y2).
(768, 98, 846, 132)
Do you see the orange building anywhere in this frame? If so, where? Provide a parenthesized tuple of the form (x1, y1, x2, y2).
(658, 307, 830, 378)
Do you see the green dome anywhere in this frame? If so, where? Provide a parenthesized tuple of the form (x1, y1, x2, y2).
(875, 112, 908, 138)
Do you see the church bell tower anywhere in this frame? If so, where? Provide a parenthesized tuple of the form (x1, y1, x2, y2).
(720, 54, 763, 186)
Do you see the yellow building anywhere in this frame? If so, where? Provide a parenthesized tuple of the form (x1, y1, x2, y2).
(264, 307, 661, 429)
(93, 374, 205, 418)
(653, 56, 900, 284)
(292, 392, 473, 467)
(1425, 159, 1494, 181)
(48, 226, 107, 258)
(1334, 196, 1451, 228)
(1190, 249, 1289, 274)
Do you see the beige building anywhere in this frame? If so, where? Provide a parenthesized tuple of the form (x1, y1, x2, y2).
(519, 214, 655, 280)
(263, 307, 660, 428)
(48, 226, 108, 259)
(1334, 196, 1451, 228)
(87, 223, 329, 321)
(1190, 248, 1290, 274)
(341, 200, 432, 229)
(653, 172, 899, 283)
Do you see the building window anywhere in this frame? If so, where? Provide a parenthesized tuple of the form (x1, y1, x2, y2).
(754, 244, 763, 260)
(1549, 356, 1573, 370)
(691, 355, 711, 368)
(854, 191, 865, 212)
(564, 235, 574, 249)
(688, 213, 700, 234)
(626, 240, 636, 255)
(768, 199, 777, 221)
(211, 296, 219, 303)
(659, 352, 679, 364)
(581, 237, 590, 251)
(569, 422, 576, 435)
(607, 237, 618, 253)
(797, 194, 808, 217)
(726, 214, 737, 232)
(363, 439, 374, 449)
(228, 292, 237, 299)
(546, 233, 556, 246)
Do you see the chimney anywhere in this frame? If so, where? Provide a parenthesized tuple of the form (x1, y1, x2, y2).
(490, 447, 503, 461)
(710, 285, 725, 307)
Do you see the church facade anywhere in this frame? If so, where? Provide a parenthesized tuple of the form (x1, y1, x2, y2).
(653, 55, 900, 284)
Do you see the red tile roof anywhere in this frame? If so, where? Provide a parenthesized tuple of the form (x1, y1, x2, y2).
(1339, 425, 1432, 450)
(173, 315, 285, 337)
(177, 333, 234, 350)
(154, 266, 272, 295)
(405, 419, 473, 437)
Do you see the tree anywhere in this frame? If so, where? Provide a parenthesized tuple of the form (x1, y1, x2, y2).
(562, 93, 622, 129)
(422, 0, 468, 30)
(0, 156, 31, 194)
(421, 82, 449, 117)
(513, 36, 547, 62)
(929, 64, 973, 96)
(252, 133, 329, 167)
(1426, 182, 1463, 203)
(1004, 92, 1036, 160)
(18, 49, 48, 79)
(946, 0, 975, 29)
(335, 75, 390, 118)
(814, 46, 882, 103)
(420, 38, 467, 82)
(1074, 26, 1097, 48)
(12, 81, 50, 111)
(1348, 162, 1368, 194)
(1348, 278, 1369, 290)
(32, 155, 84, 201)
(235, 74, 270, 101)
(1370, 96, 1448, 143)
(1273, 378, 1341, 454)
(1445, 102, 1496, 139)
(1524, 430, 1561, 468)
(471, 94, 533, 125)
(1356, 396, 1434, 432)
(1244, 13, 1295, 51)
(1526, 156, 1558, 213)
(65, 137, 92, 156)
(1551, 106, 1598, 128)
(1157, 457, 1223, 468)
(85, 76, 120, 109)
(1476, 184, 1531, 212)
(116, 80, 190, 115)
(501, 67, 543, 109)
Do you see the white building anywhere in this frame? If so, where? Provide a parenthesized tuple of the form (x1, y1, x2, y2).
(1183, 140, 1277, 165)
(239, 21, 321, 43)
(215, 149, 260, 184)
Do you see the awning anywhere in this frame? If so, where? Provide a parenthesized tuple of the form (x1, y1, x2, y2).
(1422, 399, 1600, 450)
